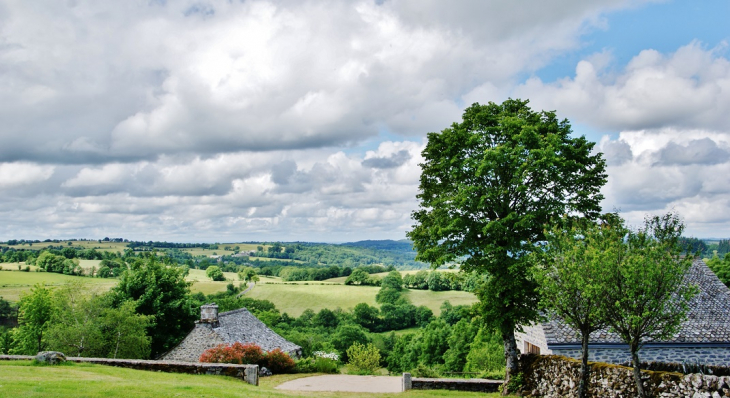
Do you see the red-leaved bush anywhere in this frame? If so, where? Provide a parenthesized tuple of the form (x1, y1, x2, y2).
(199, 342, 264, 365)
(199, 343, 296, 374)
(262, 348, 296, 373)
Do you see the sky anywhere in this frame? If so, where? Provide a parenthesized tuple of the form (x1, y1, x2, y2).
(1, 0, 729, 242)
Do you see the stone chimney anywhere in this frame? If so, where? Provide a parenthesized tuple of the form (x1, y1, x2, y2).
(200, 303, 219, 326)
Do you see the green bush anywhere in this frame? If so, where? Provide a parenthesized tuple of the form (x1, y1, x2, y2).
(412, 363, 441, 378)
(346, 342, 381, 375)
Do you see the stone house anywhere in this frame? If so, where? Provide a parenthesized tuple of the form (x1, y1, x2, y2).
(516, 259, 730, 365)
(161, 304, 302, 362)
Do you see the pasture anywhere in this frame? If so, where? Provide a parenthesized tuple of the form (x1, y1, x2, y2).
(0, 269, 117, 302)
(0, 240, 128, 253)
(244, 283, 477, 317)
(0, 360, 501, 398)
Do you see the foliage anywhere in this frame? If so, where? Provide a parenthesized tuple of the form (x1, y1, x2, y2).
(199, 342, 264, 364)
(346, 342, 381, 375)
(344, 268, 379, 286)
(262, 348, 297, 373)
(237, 266, 259, 282)
(535, 215, 617, 398)
(464, 329, 505, 374)
(111, 257, 197, 357)
(330, 323, 369, 361)
(598, 213, 697, 398)
(706, 253, 730, 287)
(407, 98, 607, 389)
(0, 296, 17, 322)
(206, 265, 226, 281)
(12, 283, 53, 354)
(44, 283, 152, 359)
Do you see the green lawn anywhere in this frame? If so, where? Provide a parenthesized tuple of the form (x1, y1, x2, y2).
(0, 360, 504, 397)
(244, 284, 477, 316)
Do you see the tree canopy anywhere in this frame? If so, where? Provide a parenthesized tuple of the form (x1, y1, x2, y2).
(111, 258, 197, 357)
(407, 99, 607, 390)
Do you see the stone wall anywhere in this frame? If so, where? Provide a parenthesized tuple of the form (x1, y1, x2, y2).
(516, 323, 553, 355)
(552, 346, 730, 367)
(0, 355, 259, 386)
(520, 354, 730, 397)
(402, 373, 502, 393)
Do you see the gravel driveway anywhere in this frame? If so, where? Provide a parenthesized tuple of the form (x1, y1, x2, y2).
(275, 375, 403, 393)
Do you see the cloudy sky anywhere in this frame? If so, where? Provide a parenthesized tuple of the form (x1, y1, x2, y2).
(1, 0, 729, 242)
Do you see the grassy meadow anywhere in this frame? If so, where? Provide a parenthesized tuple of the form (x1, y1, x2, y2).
(0, 267, 477, 318)
(0, 268, 117, 302)
(0, 360, 504, 398)
(0, 240, 128, 253)
(244, 283, 477, 317)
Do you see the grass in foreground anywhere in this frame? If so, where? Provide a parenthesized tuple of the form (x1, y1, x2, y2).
(0, 361, 507, 398)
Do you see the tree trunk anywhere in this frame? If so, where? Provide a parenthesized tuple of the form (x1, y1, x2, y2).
(578, 331, 590, 398)
(502, 330, 519, 396)
(630, 345, 645, 398)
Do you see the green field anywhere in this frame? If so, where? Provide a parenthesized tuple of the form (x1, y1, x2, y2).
(0, 268, 477, 316)
(0, 360, 502, 398)
(0, 270, 117, 302)
(244, 284, 477, 317)
(0, 240, 128, 253)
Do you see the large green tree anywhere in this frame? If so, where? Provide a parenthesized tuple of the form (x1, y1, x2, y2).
(111, 257, 196, 357)
(408, 99, 606, 391)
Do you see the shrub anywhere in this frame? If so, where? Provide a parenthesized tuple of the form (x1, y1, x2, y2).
(263, 348, 296, 373)
(295, 357, 316, 373)
(412, 363, 441, 378)
(346, 342, 381, 375)
(199, 342, 264, 364)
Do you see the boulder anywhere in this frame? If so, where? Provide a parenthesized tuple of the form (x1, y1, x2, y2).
(35, 351, 67, 365)
(259, 366, 272, 377)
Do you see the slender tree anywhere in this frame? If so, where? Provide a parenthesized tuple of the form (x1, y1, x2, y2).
(408, 99, 606, 393)
(13, 284, 53, 354)
(535, 214, 624, 398)
(599, 213, 697, 398)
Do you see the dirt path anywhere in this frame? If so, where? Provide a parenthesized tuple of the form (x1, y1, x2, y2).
(275, 375, 402, 393)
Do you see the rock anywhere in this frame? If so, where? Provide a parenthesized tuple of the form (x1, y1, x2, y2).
(258, 366, 272, 377)
(35, 351, 66, 365)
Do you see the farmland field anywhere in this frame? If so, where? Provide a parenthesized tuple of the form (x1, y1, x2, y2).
(0, 267, 478, 316)
(244, 283, 477, 316)
(0, 240, 128, 253)
(0, 269, 117, 302)
(0, 360, 502, 398)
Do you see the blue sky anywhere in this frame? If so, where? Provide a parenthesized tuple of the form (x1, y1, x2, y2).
(0, 0, 729, 242)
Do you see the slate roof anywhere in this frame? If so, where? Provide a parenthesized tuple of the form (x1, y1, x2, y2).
(215, 308, 301, 353)
(543, 259, 730, 346)
(160, 307, 301, 362)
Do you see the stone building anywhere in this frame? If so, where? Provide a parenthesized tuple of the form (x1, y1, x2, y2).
(515, 259, 730, 365)
(161, 304, 302, 362)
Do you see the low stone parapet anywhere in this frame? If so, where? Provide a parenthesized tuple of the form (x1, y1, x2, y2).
(0, 355, 259, 386)
(401, 372, 502, 393)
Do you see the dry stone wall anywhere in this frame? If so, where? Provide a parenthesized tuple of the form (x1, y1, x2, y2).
(520, 354, 730, 398)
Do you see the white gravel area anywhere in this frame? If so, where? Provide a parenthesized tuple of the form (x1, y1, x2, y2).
(275, 375, 403, 393)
